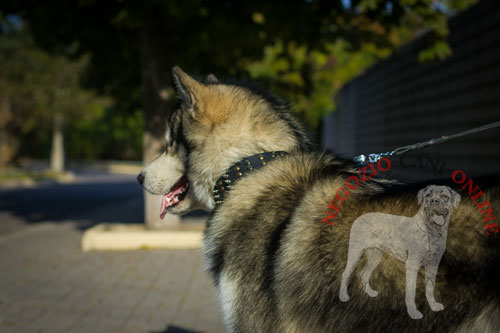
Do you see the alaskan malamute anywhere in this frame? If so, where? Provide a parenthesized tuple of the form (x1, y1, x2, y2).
(139, 67, 500, 332)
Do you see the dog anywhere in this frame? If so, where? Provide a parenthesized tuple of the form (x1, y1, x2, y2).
(139, 67, 500, 332)
(339, 185, 460, 319)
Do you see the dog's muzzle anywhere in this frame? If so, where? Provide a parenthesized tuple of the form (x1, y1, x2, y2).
(426, 203, 449, 226)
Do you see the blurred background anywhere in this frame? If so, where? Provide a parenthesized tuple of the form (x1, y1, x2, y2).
(0, 0, 499, 332)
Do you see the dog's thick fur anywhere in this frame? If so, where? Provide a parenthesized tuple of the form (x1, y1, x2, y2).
(142, 67, 500, 332)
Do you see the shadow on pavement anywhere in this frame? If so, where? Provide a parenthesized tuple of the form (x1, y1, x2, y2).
(150, 325, 204, 333)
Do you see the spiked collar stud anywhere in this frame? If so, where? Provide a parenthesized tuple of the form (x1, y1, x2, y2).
(213, 151, 287, 207)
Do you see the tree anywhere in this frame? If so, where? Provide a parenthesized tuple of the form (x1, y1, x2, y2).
(0, 0, 477, 227)
(245, 0, 479, 129)
(0, 19, 110, 170)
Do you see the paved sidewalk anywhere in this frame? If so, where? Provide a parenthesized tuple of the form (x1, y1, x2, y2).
(0, 222, 224, 333)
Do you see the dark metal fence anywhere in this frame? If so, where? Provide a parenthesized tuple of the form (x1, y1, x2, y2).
(323, 0, 500, 180)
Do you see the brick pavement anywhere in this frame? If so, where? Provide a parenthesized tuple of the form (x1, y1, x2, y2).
(0, 221, 225, 333)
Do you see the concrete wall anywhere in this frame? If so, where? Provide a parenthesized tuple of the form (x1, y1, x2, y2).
(323, 0, 500, 180)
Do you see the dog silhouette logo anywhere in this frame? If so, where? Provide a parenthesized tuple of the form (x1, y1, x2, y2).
(339, 185, 460, 319)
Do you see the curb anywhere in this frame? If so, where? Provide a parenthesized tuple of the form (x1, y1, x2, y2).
(81, 223, 203, 251)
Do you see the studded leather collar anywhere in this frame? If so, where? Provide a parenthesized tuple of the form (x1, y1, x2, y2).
(213, 151, 287, 207)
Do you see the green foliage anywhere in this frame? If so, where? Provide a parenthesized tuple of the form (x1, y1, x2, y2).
(66, 107, 144, 160)
(246, 40, 391, 128)
(244, 0, 478, 129)
(0, 22, 141, 165)
(418, 40, 452, 62)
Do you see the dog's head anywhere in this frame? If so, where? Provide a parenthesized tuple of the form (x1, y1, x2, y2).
(171, 66, 312, 209)
(417, 185, 460, 226)
(137, 111, 208, 217)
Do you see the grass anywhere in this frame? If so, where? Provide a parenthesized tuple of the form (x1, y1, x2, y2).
(0, 168, 71, 184)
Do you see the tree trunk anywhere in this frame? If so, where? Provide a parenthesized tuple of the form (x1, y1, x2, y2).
(50, 114, 65, 172)
(140, 20, 180, 229)
(0, 98, 18, 167)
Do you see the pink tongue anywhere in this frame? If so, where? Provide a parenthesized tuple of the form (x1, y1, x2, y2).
(159, 185, 186, 219)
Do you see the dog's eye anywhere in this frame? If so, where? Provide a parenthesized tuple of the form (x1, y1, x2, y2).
(441, 195, 449, 201)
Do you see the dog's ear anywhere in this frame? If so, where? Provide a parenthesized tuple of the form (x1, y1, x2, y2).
(417, 186, 430, 205)
(206, 74, 218, 84)
(449, 187, 461, 208)
(172, 66, 204, 112)
(165, 118, 174, 148)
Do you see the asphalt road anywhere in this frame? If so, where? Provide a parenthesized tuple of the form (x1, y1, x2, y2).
(0, 172, 144, 232)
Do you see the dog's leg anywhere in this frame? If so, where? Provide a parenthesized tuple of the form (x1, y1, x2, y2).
(360, 248, 383, 298)
(339, 246, 364, 302)
(405, 259, 423, 319)
(425, 263, 444, 312)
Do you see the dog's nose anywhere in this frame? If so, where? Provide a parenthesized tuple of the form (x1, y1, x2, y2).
(137, 173, 145, 185)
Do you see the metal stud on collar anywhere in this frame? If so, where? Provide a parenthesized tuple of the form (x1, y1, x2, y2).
(213, 151, 288, 208)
